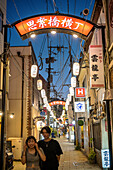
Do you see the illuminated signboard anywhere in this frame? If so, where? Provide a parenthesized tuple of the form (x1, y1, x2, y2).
(49, 101, 66, 106)
(75, 87, 86, 98)
(13, 14, 95, 40)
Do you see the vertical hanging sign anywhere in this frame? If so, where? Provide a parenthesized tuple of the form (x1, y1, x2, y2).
(89, 45, 105, 88)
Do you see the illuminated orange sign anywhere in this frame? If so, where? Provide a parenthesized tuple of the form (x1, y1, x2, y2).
(75, 88, 85, 98)
(13, 14, 95, 39)
(49, 101, 66, 106)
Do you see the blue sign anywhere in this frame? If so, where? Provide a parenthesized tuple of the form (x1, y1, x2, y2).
(74, 101, 85, 112)
(40, 111, 45, 116)
(101, 149, 110, 168)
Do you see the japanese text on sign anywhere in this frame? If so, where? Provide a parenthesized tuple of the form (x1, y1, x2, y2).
(101, 149, 110, 168)
(14, 15, 94, 37)
(89, 45, 104, 88)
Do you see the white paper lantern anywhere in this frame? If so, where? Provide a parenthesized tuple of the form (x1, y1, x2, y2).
(41, 89, 46, 98)
(69, 87, 74, 96)
(31, 65, 38, 78)
(68, 94, 71, 102)
(43, 96, 47, 104)
(66, 98, 69, 105)
(37, 79, 42, 90)
(73, 62, 79, 76)
(71, 77, 76, 87)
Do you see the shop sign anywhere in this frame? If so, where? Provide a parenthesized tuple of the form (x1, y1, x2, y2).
(13, 14, 94, 39)
(101, 149, 110, 168)
(89, 45, 105, 88)
(74, 101, 85, 112)
(75, 87, 85, 98)
(49, 101, 66, 106)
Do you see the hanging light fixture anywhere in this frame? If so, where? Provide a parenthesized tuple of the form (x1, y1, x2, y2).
(43, 96, 48, 104)
(41, 89, 46, 98)
(71, 77, 76, 87)
(73, 62, 80, 76)
(68, 94, 71, 102)
(69, 87, 74, 96)
(31, 65, 38, 78)
(37, 79, 42, 90)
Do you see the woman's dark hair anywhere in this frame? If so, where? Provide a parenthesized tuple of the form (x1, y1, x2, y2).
(40, 126, 51, 134)
(26, 136, 37, 156)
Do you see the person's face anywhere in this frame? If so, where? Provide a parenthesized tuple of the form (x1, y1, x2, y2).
(42, 129, 50, 140)
(27, 138, 35, 149)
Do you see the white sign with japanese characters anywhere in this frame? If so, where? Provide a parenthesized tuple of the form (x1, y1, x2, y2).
(89, 45, 105, 88)
(74, 101, 85, 112)
(101, 149, 110, 168)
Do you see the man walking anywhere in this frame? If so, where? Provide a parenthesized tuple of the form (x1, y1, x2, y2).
(38, 126, 63, 170)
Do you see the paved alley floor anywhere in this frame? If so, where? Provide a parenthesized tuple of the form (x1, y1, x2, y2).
(13, 137, 102, 170)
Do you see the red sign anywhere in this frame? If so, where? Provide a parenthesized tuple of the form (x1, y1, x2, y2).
(75, 88, 85, 98)
(13, 14, 94, 39)
(49, 101, 66, 106)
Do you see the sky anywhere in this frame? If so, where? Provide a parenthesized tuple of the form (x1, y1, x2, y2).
(6, 0, 95, 100)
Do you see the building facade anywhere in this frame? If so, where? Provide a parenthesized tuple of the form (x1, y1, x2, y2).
(7, 42, 44, 147)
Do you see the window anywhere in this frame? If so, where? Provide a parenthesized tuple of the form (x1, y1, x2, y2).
(0, 9, 3, 33)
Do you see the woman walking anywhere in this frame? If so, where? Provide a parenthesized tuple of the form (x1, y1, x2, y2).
(21, 136, 46, 170)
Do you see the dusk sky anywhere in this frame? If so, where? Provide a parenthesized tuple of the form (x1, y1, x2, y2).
(6, 0, 95, 99)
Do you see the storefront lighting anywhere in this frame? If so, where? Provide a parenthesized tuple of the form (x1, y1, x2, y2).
(9, 113, 14, 119)
(0, 111, 3, 116)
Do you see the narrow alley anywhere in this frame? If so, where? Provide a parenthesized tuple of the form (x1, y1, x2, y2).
(13, 137, 101, 170)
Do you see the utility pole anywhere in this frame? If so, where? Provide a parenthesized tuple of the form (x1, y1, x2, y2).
(46, 44, 67, 125)
(46, 42, 52, 126)
(0, 25, 9, 170)
(69, 44, 78, 146)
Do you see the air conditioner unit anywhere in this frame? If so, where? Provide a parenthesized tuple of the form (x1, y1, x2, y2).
(8, 137, 23, 160)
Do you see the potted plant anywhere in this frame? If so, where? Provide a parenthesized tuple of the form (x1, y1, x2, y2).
(88, 148, 96, 164)
(75, 144, 81, 150)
